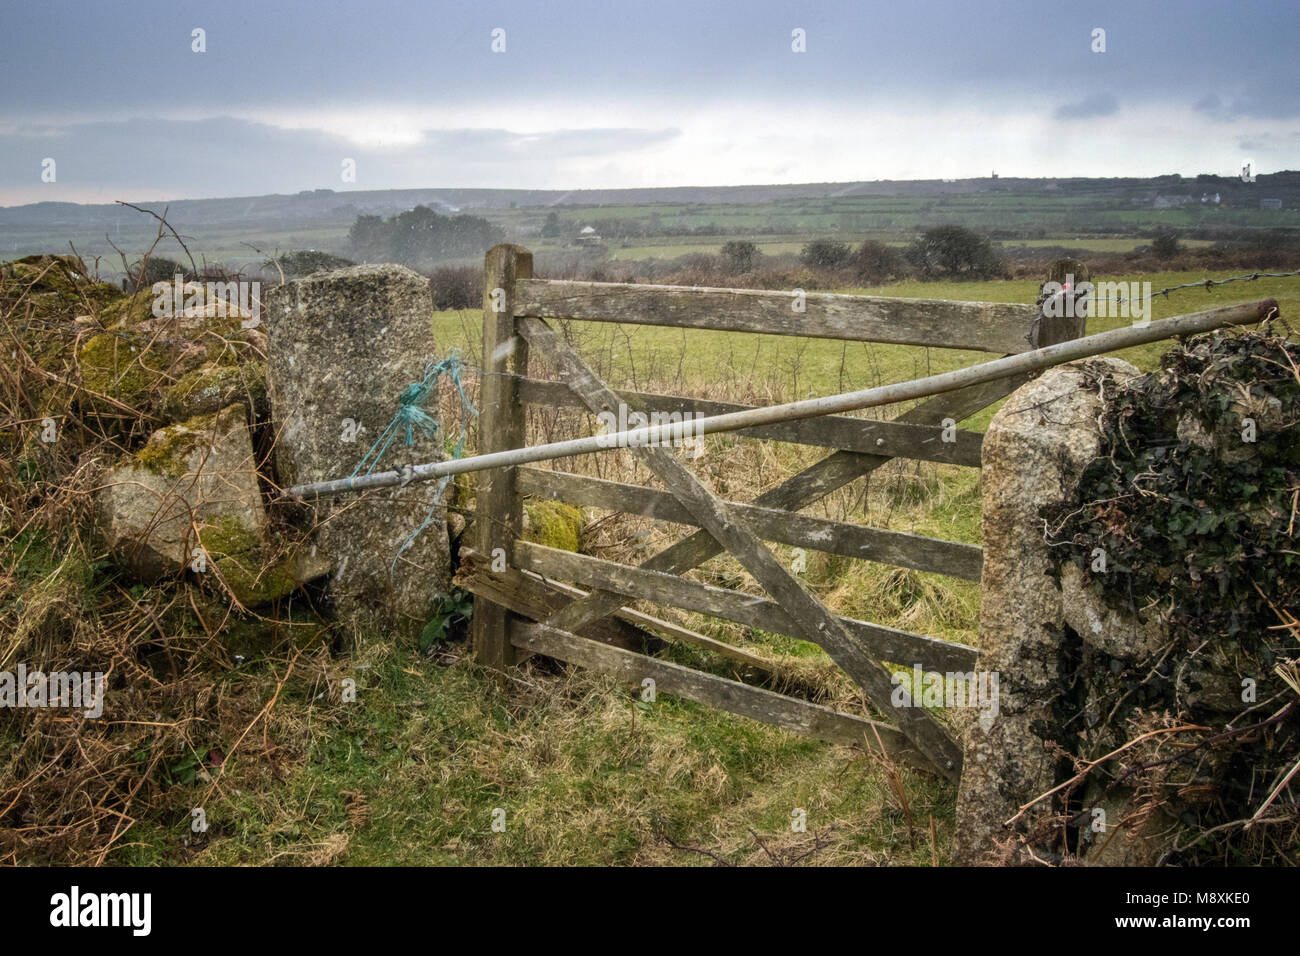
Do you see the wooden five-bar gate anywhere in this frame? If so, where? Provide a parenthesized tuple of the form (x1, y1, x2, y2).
(458, 244, 1090, 782)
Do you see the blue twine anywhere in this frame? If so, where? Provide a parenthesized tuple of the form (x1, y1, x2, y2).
(345, 351, 477, 573)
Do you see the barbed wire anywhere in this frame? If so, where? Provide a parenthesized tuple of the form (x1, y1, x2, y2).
(1090, 269, 1300, 305)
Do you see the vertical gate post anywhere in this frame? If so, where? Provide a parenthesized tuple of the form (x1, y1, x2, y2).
(1032, 258, 1090, 347)
(473, 244, 533, 672)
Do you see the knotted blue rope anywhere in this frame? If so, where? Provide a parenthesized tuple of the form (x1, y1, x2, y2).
(349, 353, 474, 481)
(346, 351, 477, 573)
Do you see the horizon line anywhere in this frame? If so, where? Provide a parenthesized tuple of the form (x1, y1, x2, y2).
(4, 170, 1297, 212)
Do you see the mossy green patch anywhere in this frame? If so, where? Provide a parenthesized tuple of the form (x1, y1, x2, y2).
(197, 513, 261, 557)
(197, 514, 301, 607)
(77, 332, 169, 406)
(100, 289, 159, 327)
(130, 404, 248, 478)
(210, 550, 299, 607)
(131, 413, 207, 477)
(523, 500, 584, 552)
(162, 361, 266, 423)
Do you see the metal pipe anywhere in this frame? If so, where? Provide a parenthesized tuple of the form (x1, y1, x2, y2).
(284, 299, 1276, 500)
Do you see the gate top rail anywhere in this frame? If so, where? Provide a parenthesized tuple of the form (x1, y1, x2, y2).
(285, 297, 1277, 500)
(514, 277, 1039, 354)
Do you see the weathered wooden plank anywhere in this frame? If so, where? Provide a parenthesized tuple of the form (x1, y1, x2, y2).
(515, 278, 1037, 354)
(542, 373, 1033, 646)
(458, 547, 774, 670)
(472, 244, 532, 672)
(516, 540, 978, 672)
(537, 575, 777, 670)
(457, 547, 659, 655)
(517, 377, 983, 466)
(518, 467, 983, 581)
(511, 619, 925, 766)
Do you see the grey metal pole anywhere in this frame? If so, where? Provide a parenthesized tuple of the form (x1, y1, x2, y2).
(284, 298, 1276, 500)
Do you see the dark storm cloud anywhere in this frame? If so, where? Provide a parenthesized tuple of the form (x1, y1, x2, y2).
(3, 0, 1295, 117)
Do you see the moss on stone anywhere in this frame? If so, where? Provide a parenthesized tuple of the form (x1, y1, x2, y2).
(131, 413, 205, 477)
(197, 514, 301, 606)
(161, 361, 266, 422)
(131, 405, 245, 477)
(78, 332, 167, 405)
(197, 513, 261, 559)
(523, 500, 584, 553)
(102, 283, 249, 336)
(201, 312, 250, 345)
(100, 289, 159, 328)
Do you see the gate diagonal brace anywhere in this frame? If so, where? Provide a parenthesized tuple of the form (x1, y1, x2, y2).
(543, 374, 1031, 641)
(517, 314, 964, 780)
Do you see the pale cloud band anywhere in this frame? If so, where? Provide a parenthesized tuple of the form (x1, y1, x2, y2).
(0, 0, 1296, 205)
(1, 102, 1292, 207)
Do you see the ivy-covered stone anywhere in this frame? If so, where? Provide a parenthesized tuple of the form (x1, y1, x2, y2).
(1045, 329, 1300, 648)
(958, 329, 1299, 867)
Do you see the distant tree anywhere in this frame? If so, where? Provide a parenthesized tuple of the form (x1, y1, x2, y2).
(904, 225, 1003, 279)
(273, 250, 355, 277)
(129, 255, 187, 290)
(540, 211, 562, 238)
(395, 206, 504, 264)
(1152, 231, 1180, 259)
(392, 205, 446, 262)
(346, 206, 504, 266)
(799, 239, 852, 269)
(720, 240, 760, 273)
(852, 241, 905, 283)
(347, 214, 390, 261)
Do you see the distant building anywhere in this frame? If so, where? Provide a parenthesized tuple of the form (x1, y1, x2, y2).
(1260, 198, 1283, 210)
(575, 225, 602, 246)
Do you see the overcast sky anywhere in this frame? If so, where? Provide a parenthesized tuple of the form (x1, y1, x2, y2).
(1, 0, 1296, 205)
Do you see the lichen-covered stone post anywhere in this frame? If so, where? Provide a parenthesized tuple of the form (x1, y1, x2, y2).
(953, 357, 1140, 863)
(264, 264, 451, 640)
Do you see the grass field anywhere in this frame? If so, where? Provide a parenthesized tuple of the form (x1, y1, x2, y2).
(434, 270, 1298, 405)
(518, 191, 1297, 236)
(111, 645, 951, 866)
(598, 236, 1219, 261)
